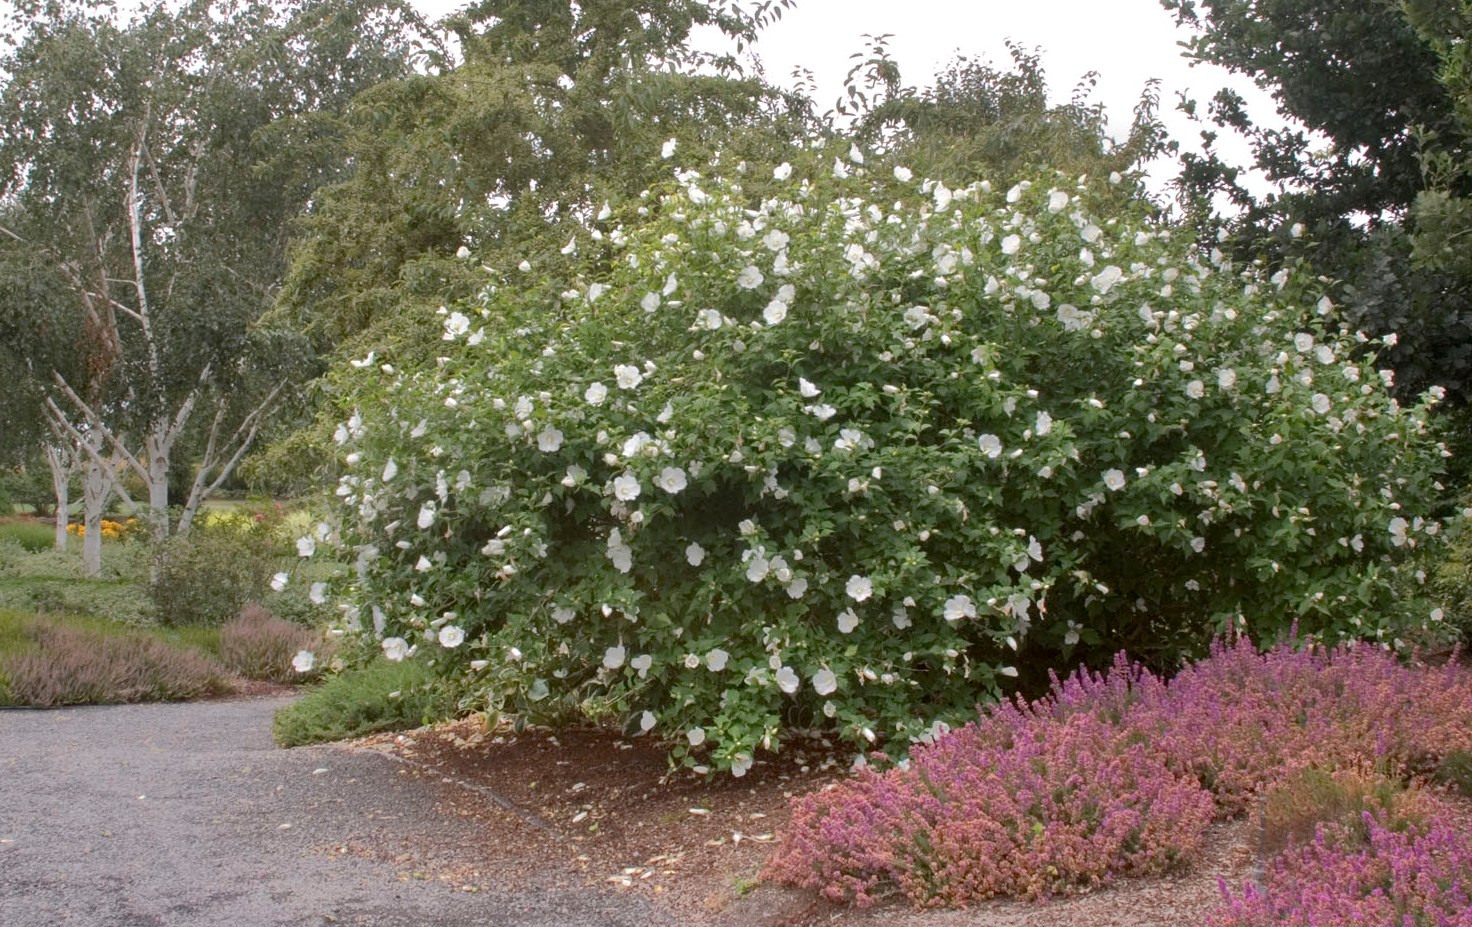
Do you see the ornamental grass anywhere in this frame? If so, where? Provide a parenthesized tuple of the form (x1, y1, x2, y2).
(768, 638, 1472, 909)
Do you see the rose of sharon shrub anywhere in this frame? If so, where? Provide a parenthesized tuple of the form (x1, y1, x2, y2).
(325, 152, 1450, 773)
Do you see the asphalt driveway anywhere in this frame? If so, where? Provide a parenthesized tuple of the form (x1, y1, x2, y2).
(0, 696, 669, 927)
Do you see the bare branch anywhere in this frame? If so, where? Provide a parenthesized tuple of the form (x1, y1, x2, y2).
(50, 375, 149, 481)
(43, 400, 140, 513)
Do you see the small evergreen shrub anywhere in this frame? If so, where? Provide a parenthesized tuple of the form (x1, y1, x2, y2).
(217, 604, 329, 682)
(272, 658, 452, 747)
(0, 622, 232, 707)
(1257, 766, 1430, 858)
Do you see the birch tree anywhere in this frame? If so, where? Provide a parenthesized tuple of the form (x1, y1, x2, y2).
(0, 0, 425, 541)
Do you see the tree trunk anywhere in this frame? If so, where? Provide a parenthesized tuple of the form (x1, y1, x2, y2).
(144, 427, 171, 542)
(44, 443, 71, 551)
(80, 449, 109, 579)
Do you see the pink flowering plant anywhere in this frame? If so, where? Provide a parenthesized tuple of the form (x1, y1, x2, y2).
(768, 639, 1472, 908)
(320, 145, 1451, 774)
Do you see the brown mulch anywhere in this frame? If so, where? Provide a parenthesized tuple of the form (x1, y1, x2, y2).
(345, 718, 1264, 927)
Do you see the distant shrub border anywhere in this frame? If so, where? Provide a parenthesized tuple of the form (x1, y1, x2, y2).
(765, 639, 1472, 909)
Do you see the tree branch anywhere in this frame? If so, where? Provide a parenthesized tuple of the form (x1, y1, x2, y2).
(43, 401, 139, 514)
(49, 375, 149, 482)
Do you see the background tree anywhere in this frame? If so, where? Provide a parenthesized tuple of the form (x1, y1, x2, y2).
(1161, 0, 1472, 402)
(0, 0, 427, 544)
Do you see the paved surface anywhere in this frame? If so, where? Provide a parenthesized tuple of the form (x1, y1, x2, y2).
(0, 697, 669, 927)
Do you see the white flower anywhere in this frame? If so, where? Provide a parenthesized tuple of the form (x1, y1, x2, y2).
(1103, 468, 1127, 492)
(270, 572, 289, 592)
(685, 542, 705, 567)
(655, 467, 688, 494)
(763, 300, 788, 325)
(705, 649, 729, 671)
(382, 637, 409, 662)
(295, 536, 316, 558)
(291, 650, 315, 674)
(537, 427, 564, 452)
(812, 668, 838, 696)
(631, 654, 652, 677)
(746, 554, 770, 582)
(612, 472, 641, 501)
(585, 382, 608, 404)
(683, 653, 701, 669)
(1090, 265, 1124, 294)
(696, 308, 723, 330)
(417, 502, 436, 530)
(775, 666, 800, 694)
(943, 595, 976, 622)
(687, 727, 706, 747)
(1191, 536, 1206, 553)
(1000, 234, 1021, 256)
(893, 165, 913, 182)
(443, 311, 471, 339)
(978, 434, 1003, 458)
(730, 754, 753, 778)
(561, 237, 577, 255)
(661, 137, 677, 158)
(785, 577, 808, 599)
(1047, 190, 1069, 214)
(837, 609, 860, 633)
(933, 183, 953, 210)
(309, 582, 327, 605)
(1311, 393, 1331, 414)
(847, 142, 865, 164)
(762, 229, 790, 251)
(552, 605, 575, 624)
(1186, 379, 1205, 399)
(798, 377, 821, 398)
(640, 292, 661, 313)
(834, 428, 866, 452)
(1035, 411, 1053, 436)
(603, 645, 626, 669)
(607, 529, 633, 573)
(562, 464, 587, 487)
(614, 364, 644, 389)
(809, 403, 837, 421)
(1218, 368, 1237, 389)
(639, 710, 657, 732)
(415, 555, 433, 572)
(1315, 344, 1336, 365)
(736, 265, 764, 290)
(1389, 516, 1410, 547)
(1384, 332, 1399, 347)
(438, 625, 465, 648)
(1294, 332, 1315, 352)
(773, 162, 792, 181)
(845, 575, 873, 602)
(382, 458, 398, 482)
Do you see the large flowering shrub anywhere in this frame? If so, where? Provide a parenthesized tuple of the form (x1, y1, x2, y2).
(321, 149, 1450, 772)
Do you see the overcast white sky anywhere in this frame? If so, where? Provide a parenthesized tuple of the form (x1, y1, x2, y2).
(411, 0, 1285, 191)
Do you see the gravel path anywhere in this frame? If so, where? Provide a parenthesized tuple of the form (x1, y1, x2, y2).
(0, 696, 671, 927)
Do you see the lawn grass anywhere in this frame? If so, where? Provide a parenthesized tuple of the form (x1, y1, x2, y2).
(0, 519, 57, 552)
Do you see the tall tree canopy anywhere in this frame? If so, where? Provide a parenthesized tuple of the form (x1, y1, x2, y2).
(0, 0, 428, 538)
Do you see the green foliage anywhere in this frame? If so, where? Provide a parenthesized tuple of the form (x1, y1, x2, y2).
(1161, 0, 1472, 402)
(1433, 750, 1472, 797)
(272, 658, 452, 746)
(148, 511, 282, 627)
(325, 155, 1450, 774)
(0, 610, 232, 707)
(857, 42, 1168, 188)
(0, 518, 53, 552)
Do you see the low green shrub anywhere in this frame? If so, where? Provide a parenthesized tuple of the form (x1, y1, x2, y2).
(1433, 750, 1472, 797)
(218, 604, 329, 682)
(0, 618, 233, 707)
(149, 512, 282, 627)
(0, 579, 154, 625)
(272, 658, 453, 747)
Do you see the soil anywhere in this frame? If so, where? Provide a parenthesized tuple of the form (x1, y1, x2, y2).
(352, 718, 1264, 927)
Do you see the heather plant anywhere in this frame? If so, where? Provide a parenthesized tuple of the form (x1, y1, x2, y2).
(217, 604, 330, 683)
(315, 149, 1452, 773)
(769, 639, 1472, 907)
(0, 621, 232, 707)
(271, 658, 453, 747)
(1206, 807, 1472, 927)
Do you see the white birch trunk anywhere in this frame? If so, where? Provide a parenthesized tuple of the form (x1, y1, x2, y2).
(80, 435, 110, 579)
(44, 443, 71, 550)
